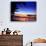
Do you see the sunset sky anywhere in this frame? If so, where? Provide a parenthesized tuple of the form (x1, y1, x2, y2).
(14, 2, 36, 15)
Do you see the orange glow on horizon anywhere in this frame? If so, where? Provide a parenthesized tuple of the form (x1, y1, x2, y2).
(15, 14, 27, 17)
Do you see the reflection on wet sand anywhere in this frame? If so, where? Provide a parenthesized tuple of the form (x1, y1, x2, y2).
(11, 14, 36, 21)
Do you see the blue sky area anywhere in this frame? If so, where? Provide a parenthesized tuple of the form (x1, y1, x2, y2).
(15, 2, 36, 14)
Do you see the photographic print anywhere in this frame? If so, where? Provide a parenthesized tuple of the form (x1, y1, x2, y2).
(11, 1, 37, 22)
